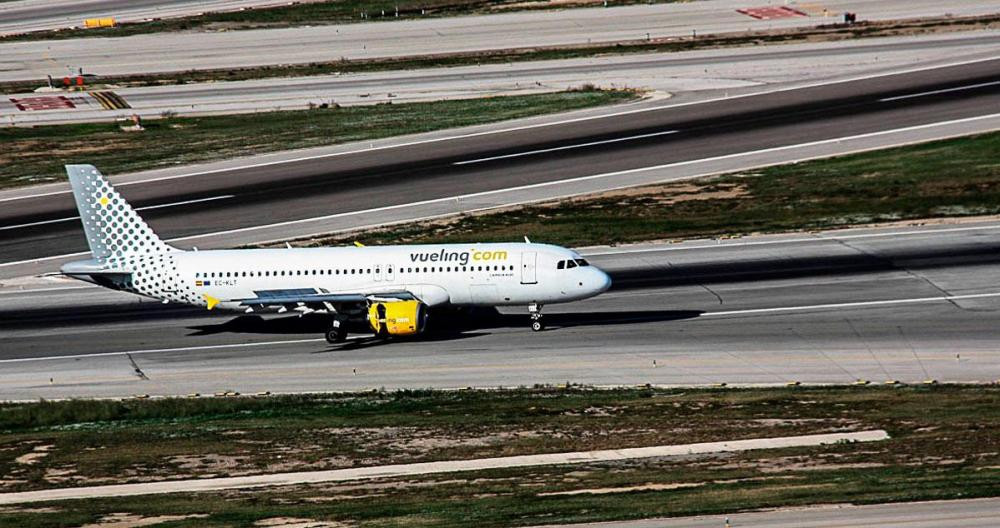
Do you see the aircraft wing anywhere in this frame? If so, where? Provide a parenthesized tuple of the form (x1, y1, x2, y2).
(235, 288, 416, 311)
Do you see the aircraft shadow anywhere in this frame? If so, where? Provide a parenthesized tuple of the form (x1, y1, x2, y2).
(430, 307, 703, 335)
(186, 308, 702, 342)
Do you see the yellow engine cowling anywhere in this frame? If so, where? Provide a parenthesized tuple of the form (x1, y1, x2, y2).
(367, 300, 428, 336)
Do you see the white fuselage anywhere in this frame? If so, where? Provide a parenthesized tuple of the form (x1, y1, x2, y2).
(172, 243, 610, 311)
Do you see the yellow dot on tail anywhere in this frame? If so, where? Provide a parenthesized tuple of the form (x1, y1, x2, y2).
(99, 196, 109, 207)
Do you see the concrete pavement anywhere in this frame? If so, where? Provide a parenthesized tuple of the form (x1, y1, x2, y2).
(0, 0, 310, 36)
(2, 0, 998, 82)
(4, 31, 999, 125)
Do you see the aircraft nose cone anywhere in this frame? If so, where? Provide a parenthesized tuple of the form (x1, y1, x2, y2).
(595, 269, 612, 293)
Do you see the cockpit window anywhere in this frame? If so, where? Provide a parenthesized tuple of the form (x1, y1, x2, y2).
(566, 259, 577, 269)
(575, 259, 590, 267)
(557, 260, 565, 270)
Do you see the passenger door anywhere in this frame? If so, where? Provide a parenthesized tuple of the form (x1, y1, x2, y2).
(520, 251, 537, 284)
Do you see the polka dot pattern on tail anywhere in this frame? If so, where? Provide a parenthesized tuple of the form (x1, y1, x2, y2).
(66, 165, 175, 261)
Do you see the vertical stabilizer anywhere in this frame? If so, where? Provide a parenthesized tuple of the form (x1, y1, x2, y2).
(66, 164, 176, 260)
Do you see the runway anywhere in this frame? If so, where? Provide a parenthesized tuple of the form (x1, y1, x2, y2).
(1, 0, 997, 82)
(0, 0, 305, 36)
(3, 220, 999, 400)
(537, 497, 1000, 528)
(4, 32, 999, 125)
(2, 58, 1000, 278)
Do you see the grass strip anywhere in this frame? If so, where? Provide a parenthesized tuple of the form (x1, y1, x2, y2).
(0, 88, 635, 189)
(302, 131, 1000, 248)
(1, 385, 999, 526)
(3, 14, 997, 94)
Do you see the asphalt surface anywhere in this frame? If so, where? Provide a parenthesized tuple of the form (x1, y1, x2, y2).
(2, 58, 999, 272)
(3, 221, 1000, 400)
(4, 32, 999, 125)
(535, 498, 1000, 528)
(1, 0, 997, 81)
(0, 0, 303, 35)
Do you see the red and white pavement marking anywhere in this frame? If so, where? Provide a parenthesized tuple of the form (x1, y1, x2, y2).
(737, 6, 808, 20)
(8, 95, 87, 111)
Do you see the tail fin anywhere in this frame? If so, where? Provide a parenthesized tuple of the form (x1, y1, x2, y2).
(66, 164, 176, 260)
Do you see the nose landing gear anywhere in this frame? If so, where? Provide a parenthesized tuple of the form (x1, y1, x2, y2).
(529, 303, 545, 332)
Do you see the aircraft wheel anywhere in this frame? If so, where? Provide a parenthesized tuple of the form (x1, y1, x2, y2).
(531, 319, 545, 332)
(325, 328, 347, 344)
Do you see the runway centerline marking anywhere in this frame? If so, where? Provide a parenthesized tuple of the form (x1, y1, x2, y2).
(5, 292, 1000, 364)
(166, 111, 1000, 243)
(1, 56, 995, 204)
(702, 292, 1000, 318)
(3, 111, 1000, 269)
(0, 195, 234, 232)
(879, 80, 1000, 102)
(453, 130, 679, 165)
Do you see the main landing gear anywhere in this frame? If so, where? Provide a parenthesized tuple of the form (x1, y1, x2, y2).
(325, 317, 348, 344)
(529, 303, 545, 332)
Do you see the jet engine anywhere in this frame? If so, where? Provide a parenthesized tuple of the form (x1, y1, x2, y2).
(367, 299, 428, 337)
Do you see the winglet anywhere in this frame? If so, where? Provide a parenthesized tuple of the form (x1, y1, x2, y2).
(203, 294, 220, 310)
(353, 241, 365, 247)
(524, 236, 531, 243)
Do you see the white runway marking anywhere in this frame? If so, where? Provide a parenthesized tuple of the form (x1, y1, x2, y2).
(166, 111, 1000, 245)
(0, 195, 233, 231)
(453, 130, 679, 165)
(1, 56, 995, 205)
(703, 292, 1000, 317)
(2, 110, 998, 270)
(5, 292, 1000, 364)
(879, 80, 1000, 102)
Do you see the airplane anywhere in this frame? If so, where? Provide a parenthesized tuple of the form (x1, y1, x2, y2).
(59, 165, 612, 343)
